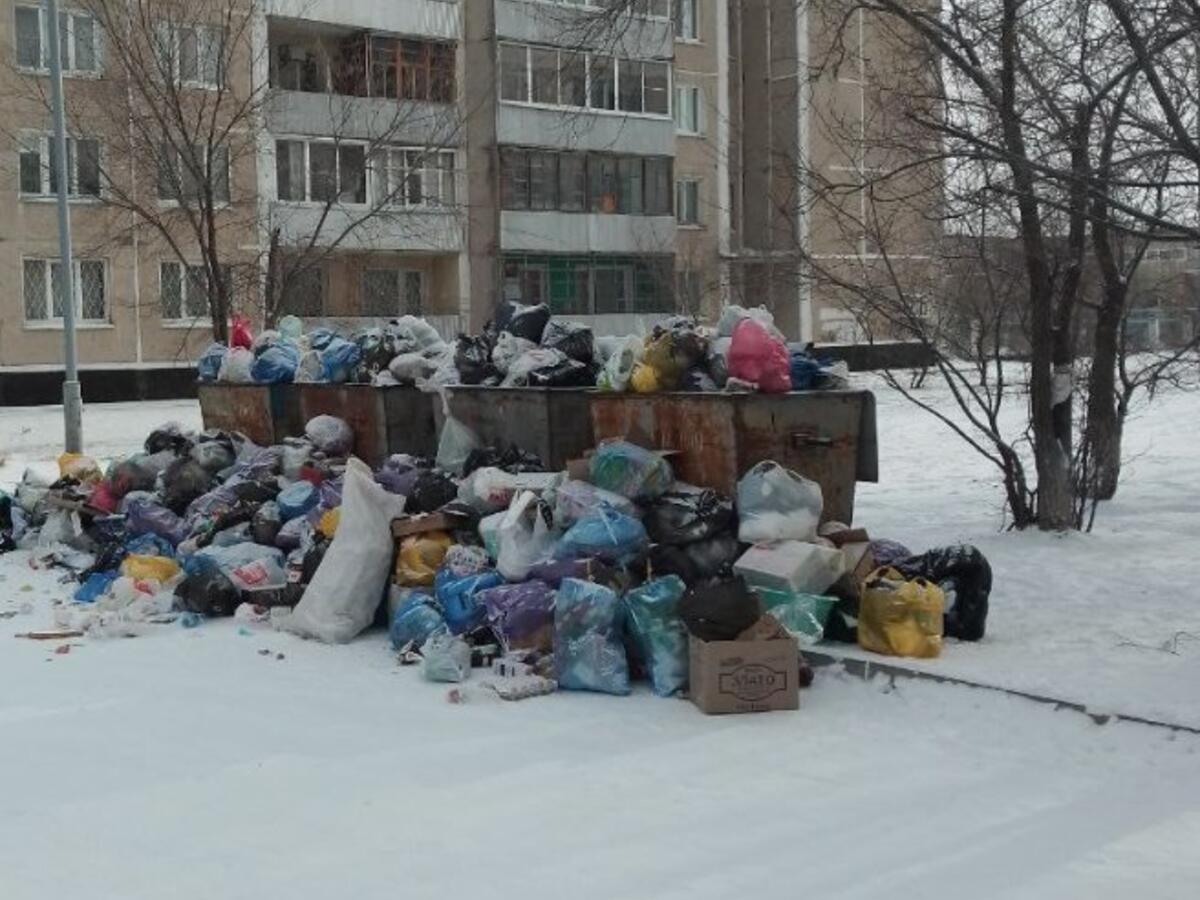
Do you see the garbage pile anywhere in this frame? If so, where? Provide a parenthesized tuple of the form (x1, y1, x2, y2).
(196, 304, 850, 395)
(1, 417, 990, 712)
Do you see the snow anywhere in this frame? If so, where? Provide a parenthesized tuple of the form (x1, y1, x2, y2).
(2, 383, 1200, 899)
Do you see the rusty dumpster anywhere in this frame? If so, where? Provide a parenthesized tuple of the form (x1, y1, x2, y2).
(434, 387, 595, 470)
(197, 383, 302, 446)
(589, 390, 878, 524)
(294, 385, 439, 466)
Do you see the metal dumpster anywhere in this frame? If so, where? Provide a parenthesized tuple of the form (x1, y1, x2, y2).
(590, 390, 878, 524)
(381, 386, 439, 460)
(434, 387, 595, 470)
(197, 383, 302, 446)
(297, 384, 388, 466)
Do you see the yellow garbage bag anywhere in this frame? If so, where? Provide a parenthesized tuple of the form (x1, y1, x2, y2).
(394, 531, 453, 587)
(120, 554, 181, 583)
(58, 452, 102, 484)
(317, 507, 341, 538)
(630, 363, 660, 394)
(857, 567, 944, 658)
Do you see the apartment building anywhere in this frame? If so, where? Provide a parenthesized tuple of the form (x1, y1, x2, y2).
(0, 0, 915, 366)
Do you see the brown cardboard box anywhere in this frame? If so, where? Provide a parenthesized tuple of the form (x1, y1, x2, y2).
(830, 542, 876, 601)
(688, 633, 800, 715)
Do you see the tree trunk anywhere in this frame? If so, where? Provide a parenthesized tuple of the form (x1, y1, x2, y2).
(1084, 297, 1124, 500)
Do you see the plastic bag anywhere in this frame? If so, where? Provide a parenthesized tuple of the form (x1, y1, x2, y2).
(280, 458, 408, 643)
(250, 343, 299, 384)
(162, 458, 212, 514)
(551, 479, 638, 526)
(624, 575, 688, 697)
(57, 452, 102, 483)
(478, 511, 506, 559)
(680, 368, 718, 392)
(527, 358, 595, 387)
(230, 314, 254, 349)
(435, 394, 481, 476)
(305, 415, 354, 456)
(443, 544, 489, 578)
(317, 507, 340, 538)
(495, 491, 555, 582)
(434, 568, 504, 634)
(393, 315, 445, 351)
(737, 461, 824, 544)
(197, 342, 227, 382)
(858, 567, 944, 658)
(589, 440, 673, 502)
(277, 481, 319, 521)
(394, 531, 453, 586)
(125, 498, 188, 546)
(492, 332, 537, 375)
(295, 349, 323, 383)
(678, 576, 762, 641)
(422, 633, 473, 683)
(648, 533, 740, 582)
(555, 507, 648, 565)
(389, 592, 446, 649)
(388, 351, 438, 385)
(541, 320, 594, 363)
(174, 570, 240, 617)
(190, 440, 235, 474)
(119, 554, 180, 583)
(753, 586, 837, 644)
(596, 335, 643, 392)
(644, 490, 734, 546)
(554, 578, 629, 695)
(108, 455, 159, 498)
(278, 314, 303, 340)
(407, 470, 459, 514)
(251, 501, 282, 546)
(789, 350, 822, 390)
(320, 337, 362, 383)
(892, 545, 991, 642)
(717, 304, 785, 340)
(727, 318, 792, 393)
(479, 579, 555, 653)
(706, 340, 730, 387)
(455, 333, 498, 385)
(218, 347, 254, 383)
(75, 570, 118, 604)
(630, 363, 660, 393)
(500, 301, 551, 343)
(501, 348, 566, 387)
(463, 445, 546, 477)
(224, 554, 288, 592)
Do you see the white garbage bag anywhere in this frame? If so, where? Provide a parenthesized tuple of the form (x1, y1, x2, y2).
(736, 460, 824, 544)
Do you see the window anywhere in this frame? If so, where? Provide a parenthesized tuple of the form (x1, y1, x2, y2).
(19, 135, 101, 198)
(530, 47, 559, 105)
(618, 59, 644, 113)
(368, 37, 455, 102)
(362, 268, 423, 316)
(23, 258, 106, 323)
(502, 260, 548, 304)
(594, 265, 632, 313)
(676, 178, 700, 225)
(674, 0, 699, 40)
(274, 140, 366, 204)
(501, 148, 530, 210)
(15, 7, 100, 74)
(590, 155, 618, 213)
(161, 261, 227, 321)
(158, 144, 230, 204)
(500, 43, 529, 101)
(618, 157, 644, 215)
(529, 151, 558, 210)
(156, 23, 224, 88)
(645, 158, 673, 215)
(674, 84, 702, 133)
(590, 55, 616, 110)
(371, 148, 456, 207)
(643, 62, 670, 114)
(561, 51, 587, 106)
(500, 149, 673, 215)
(272, 42, 327, 93)
(558, 153, 586, 212)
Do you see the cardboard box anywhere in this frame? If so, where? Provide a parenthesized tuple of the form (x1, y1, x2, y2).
(830, 542, 876, 601)
(390, 510, 469, 539)
(688, 634, 800, 715)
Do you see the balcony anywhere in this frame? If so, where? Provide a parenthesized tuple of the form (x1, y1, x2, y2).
(265, 91, 461, 145)
(497, 104, 675, 155)
(494, 0, 672, 58)
(265, 0, 459, 40)
(270, 203, 463, 253)
(500, 210, 675, 254)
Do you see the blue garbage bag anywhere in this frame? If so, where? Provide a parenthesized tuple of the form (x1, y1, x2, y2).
(75, 570, 118, 604)
(307, 327, 336, 352)
(251, 343, 299, 384)
(555, 507, 648, 565)
(197, 343, 227, 382)
(434, 568, 504, 634)
(623, 575, 689, 697)
(789, 350, 822, 390)
(320, 337, 362, 383)
(277, 481, 319, 521)
(554, 578, 630, 695)
(389, 592, 448, 649)
(588, 440, 673, 501)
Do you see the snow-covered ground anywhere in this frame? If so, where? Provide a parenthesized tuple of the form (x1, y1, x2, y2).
(2, 383, 1199, 900)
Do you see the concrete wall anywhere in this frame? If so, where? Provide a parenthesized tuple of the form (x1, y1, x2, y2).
(494, 0, 672, 57)
(500, 211, 676, 254)
(265, 0, 460, 39)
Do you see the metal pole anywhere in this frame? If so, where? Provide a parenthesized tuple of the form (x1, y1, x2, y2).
(46, 0, 83, 452)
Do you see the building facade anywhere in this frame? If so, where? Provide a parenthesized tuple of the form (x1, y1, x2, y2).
(0, 0, 903, 366)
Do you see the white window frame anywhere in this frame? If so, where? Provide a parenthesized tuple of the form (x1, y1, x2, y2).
(498, 42, 672, 120)
(674, 0, 700, 41)
(371, 148, 456, 209)
(274, 138, 369, 206)
(673, 83, 704, 135)
(14, 5, 101, 75)
(676, 177, 701, 226)
(154, 21, 225, 89)
(22, 257, 108, 326)
(535, 0, 669, 19)
(157, 143, 230, 207)
(159, 260, 222, 325)
(361, 267, 425, 316)
(17, 132, 103, 200)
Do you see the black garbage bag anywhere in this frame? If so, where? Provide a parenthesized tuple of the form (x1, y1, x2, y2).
(251, 501, 283, 546)
(175, 570, 241, 617)
(108, 455, 159, 498)
(232, 479, 280, 505)
(541, 321, 595, 363)
(162, 458, 214, 515)
(408, 470, 460, 513)
(648, 533, 740, 583)
(455, 333, 498, 385)
(497, 301, 552, 343)
(527, 359, 596, 387)
(680, 368, 718, 392)
(678, 576, 763, 641)
(892, 544, 992, 641)
(462, 445, 546, 477)
(145, 423, 194, 456)
(355, 327, 393, 375)
(644, 490, 735, 546)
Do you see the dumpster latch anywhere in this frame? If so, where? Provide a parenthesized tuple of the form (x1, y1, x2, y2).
(790, 429, 833, 449)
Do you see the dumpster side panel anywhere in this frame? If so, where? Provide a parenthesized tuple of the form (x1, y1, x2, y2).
(298, 385, 388, 466)
(736, 393, 865, 524)
(382, 388, 439, 459)
(436, 388, 593, 469)
(266, 385, 304, 444)
(197, 384, 275, 446)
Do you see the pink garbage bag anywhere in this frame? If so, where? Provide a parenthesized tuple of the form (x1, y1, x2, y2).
(727, 318, 791, 393)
